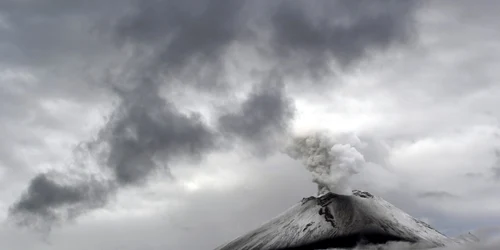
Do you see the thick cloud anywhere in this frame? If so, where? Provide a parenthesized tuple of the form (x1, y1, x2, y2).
(14, 175, 85, 218)
(98, 81, 215, 185)
(111, 0, 417, 83)
(218, 74, 294, 154)
(4, 2, 500, 250)
(268, 0, 416, 76)
(9, 77, 217, 228)
(115, 0, 246, 72)
(9, 173, 111, 231)
(0, 0, 126, 67)
(5, 0, 419, 234)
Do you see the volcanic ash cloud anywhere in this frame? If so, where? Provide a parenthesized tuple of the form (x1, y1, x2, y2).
(286, 132, 366, 196)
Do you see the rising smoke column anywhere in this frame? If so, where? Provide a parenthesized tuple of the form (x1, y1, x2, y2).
(8, 0, 418, 231)
(286, 132, 366, 195)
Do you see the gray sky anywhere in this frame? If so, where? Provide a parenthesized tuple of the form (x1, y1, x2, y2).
(1, 0, 500, 249)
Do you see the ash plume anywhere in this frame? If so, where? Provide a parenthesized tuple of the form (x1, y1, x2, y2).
(9, 77, 217, 230)
(218, 74, 295, 155)
(9, 0, 418, 231)
(10, 173, 112, 232)
(286, 132, 366, 195)
(96, 81, 215, 185)
(266, 0, 417, 78)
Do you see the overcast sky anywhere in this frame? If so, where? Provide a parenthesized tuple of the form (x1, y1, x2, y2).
(1, 0, 500, 249)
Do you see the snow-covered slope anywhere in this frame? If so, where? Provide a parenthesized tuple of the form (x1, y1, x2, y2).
(215, 190, 475, 250)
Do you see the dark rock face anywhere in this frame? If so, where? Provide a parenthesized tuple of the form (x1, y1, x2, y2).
(352, 190, 374, 199)
(215, 190, 453, 250)
(274, 232, 411, 250)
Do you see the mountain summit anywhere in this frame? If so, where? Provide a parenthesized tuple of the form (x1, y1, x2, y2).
(215, 190, 476, 250)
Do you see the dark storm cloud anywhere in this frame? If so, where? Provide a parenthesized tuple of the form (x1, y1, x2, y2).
(9, 79, 217, 227)
(96, 81, 215, 185)
(1, 0, 122, 229)
(14, 175, 84, 215)
(108, 0, 418, 149)
(110, 0, 418, 80)
(218, 74, 294, 154)
(0, 0, 127, 66)
(0, 0, 127, 180)
(418, 191, 459, 200)
(7, 0, 419, 231)
(115, 0, 246, 72)
(267, 0, 417, 77)
(10, 173, 111, 230)
(111, 0, 251, 93)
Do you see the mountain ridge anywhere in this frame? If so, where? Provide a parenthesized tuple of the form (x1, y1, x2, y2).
(215, 190, 476, 250)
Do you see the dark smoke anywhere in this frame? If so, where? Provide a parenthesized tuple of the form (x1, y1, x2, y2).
(97, 81, 215, 185)
(13, 174, 84, 219)
(10, 78, 216, 229)
(267, 0, 417, 78)
(9, 0, 418, 230)
(218, 74, 295, 155)
(10, 173, 111, 231)
(114, 0, 247, 91)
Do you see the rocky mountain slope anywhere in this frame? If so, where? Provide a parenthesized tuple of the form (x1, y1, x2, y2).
(215, 190, 476, 250)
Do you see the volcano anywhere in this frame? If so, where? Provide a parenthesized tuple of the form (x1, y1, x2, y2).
(215, 190, 476, 250)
